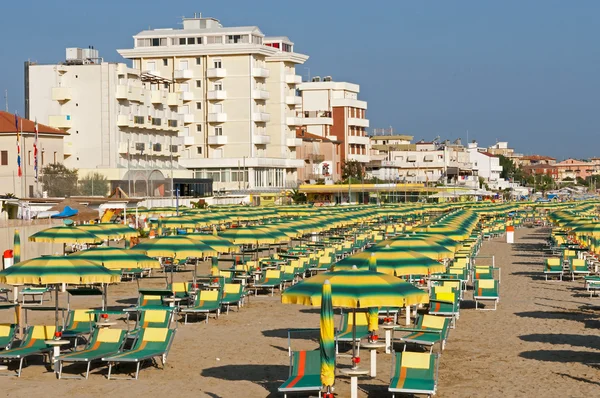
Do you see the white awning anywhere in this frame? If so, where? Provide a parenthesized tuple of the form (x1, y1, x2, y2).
(407, 155, 417, 162)
(424, 155, 434, 162)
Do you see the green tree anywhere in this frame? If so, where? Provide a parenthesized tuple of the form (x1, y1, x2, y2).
(534, 174, 555, 194)
(341, 160, 365, 182)
(40, 163, 79, 197)
(290, 189, 307, 204)
(79, 172, 109, 196)
(498, 155, 524, 182)
(576, 176, 589, 187)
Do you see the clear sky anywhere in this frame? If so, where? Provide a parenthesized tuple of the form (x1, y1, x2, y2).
(1, 0, 598, 159)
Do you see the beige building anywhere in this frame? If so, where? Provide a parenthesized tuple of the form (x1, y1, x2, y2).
(486, 141, 522, 163)
(0, 111, 67, 197)
(117, 14, 307, 191)
(296, 129, 341, 182)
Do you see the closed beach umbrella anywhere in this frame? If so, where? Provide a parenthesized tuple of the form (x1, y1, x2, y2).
(13, 229, 20, 263)
(367, 253, 379, 334)
(211, 256, 219, 276)
(320, 280, 335, 392)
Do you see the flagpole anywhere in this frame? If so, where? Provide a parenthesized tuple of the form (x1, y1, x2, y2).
(20, 118, 25, 199)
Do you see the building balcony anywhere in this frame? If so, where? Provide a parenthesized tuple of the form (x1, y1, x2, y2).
(252, 90, 270, 100)
(347, 117, 370, 128)
(207, 90, 227, 100)
(182, 114, 195, 124)
(128, 87, 143, 102)
(285, 96, 302, 106)
(174, 69, 194, 80)
(167, 92, 182, 107)
(118, 142, 131, 154)
(208, 135, 228, 145)
(347, 135, 370, 145)
(285, 74, 302, 84)
(117, 114, 130, 127)
(208, 113, 227, 123)
(52, 87, 71, 102)
(181, 136, 195, 146)
(253, 134, 271, 144)
(252, 112, 271, 123)
(116, 85, 129, 100)
(302, 116, 333, 126)
(207, 68, 227, 78)
(347, 154, 370, 163)
(151, 91, 166, 104)
(286, 138, 303, 147)
(48, 115, 72, 129)
(181, 91, 194, 102)
(286, 117, 304, 126)
(252, 67, 270, 78)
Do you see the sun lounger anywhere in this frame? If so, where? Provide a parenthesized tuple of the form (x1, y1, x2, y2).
(388, 351, 439, 398)
(57, 328, 127, 379)
(20, 287, 51, 306)
(473, 279, 500, 310)
(336, 312, 369, 356)
(429, 291, 460, 328)
(544, 257, 563, 281)
(61, 309, 97, 347)
(569, 259, 590, 280)
(103, 327, 176, 380)
(253, 270, 282, 296)
(181, 290, 221, 324)
(0, 324, 16, 350)
(394, 315, 450, 352)
(0, 325, 55, 377)
(129, 309, 172, 335)
(221, 284, 243, 314)
(278, 350, 322, 398)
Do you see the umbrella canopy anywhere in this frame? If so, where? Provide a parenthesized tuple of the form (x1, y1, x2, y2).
(29, 225, 103, 244)
(131, 236, 218, 259)
(320, 280, 335, 390)
(0, 256, 120, 285)
(219, 227, 287, 245)
(69, 247, 160, 270)
(78, 224, 139, 240)
(334, 248, 446, 276)
(185, 234, 240, 253)
(13, 229, 20, 263)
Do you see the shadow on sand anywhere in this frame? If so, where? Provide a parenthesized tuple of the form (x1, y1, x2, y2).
(515, 310, 600, 329)
(201, 364, 288, 397)
(519, 333, 600, 351)
(520, 349, 600, 366)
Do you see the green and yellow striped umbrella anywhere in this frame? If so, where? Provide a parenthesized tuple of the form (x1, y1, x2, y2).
(367, 253, 379, 333)
(131, 236, 218, 259)
(185, 234, 240, 253)
(320, 280, 335, 390)
(334, 248, 446, 276)
(29, 225, 103, 244)
(13, 229, 20, 263)
(79, 224, 139, 240)
(69, 247, 160, 270)
(219, 227, 286, 245)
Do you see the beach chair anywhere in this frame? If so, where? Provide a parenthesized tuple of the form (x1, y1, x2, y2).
(168, 282, 190, 300)
(473, 279, 500, 310)
(336, 312, 370, 356)
(180, 290, 221, 324)
(57, 328, 127, 379)
(0, 325, 55, 377)
(138, 294, 165, 309)
(278, 350, 322, 398)
(394, 315, 450, 352)
(544, 258, 563, 281)
(103, 327, 176, 380)
(253, 270, 282, 296)
(473, 266, 494, 280)
(388, 351, 439, 398)
(0, 324, 17, 350)
(221, 283, 243, 314)
(280, 265, 297, 288)
(61, 309, 97, 347)
(20, 287, 51, 306)
(569, 259, 590, 280)
(429, 291, 460, 328)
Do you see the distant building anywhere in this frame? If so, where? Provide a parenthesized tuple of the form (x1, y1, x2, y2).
(467, 142, 502, 182)
(0, 111, 68, 197)
(487, 141, 522, 163)
(522, 164, 559, 179)
(554, 159, 593, 181)
(296, 129, 341, 182)
(518, 155, 556, 167)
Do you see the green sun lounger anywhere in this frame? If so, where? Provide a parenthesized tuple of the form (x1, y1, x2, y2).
(103, 327, 176, 380)
(129, 309, 173, 336)
(473, 279, 500, 310)
(221, 284, 243, 314)
(389, 351, 439, 397)
(181, 290, 221, 324)
(57, 328, 127, 379)
(253, 270, 282, 296)
(278, 350, 322, 398)
(569, 259, 590, 280)
(429, 291, 459, 328)
(0, 323, 16, 350)
(336, 311, 369, 356)
(0, 325, 55, 377)
(544, 258, 563, 281)
(395, 314, 450, 352)
(61, 309, 97, 346)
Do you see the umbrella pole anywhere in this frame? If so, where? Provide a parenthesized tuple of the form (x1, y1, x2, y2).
(55, 286, 60, 332)
(103, 283, 107, 311)
(352, 309, 357, 366)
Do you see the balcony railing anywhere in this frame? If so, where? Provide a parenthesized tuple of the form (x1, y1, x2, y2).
(307, 153, 325, 162)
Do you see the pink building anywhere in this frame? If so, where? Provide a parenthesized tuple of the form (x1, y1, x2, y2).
(296, 130, 342, 182)
(554, 158, 593, 180)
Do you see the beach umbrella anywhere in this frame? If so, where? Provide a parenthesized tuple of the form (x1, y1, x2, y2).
(78, 224, 139, 240)
(131, 236, 218, 259)
(68, 247, 160, 270)
(185, 234, 240, 253)
(0, 256, 120, 329)
(13, 229, 20, 263)
(29, 225, 103, 244)
(367, 254, 379, 335)
(320, 280, 335, 393)
(219, 227, 285, 245)
(334, 248, 446, 276)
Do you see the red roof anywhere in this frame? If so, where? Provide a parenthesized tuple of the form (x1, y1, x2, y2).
(0, 111, 68, 135)
(521, 155, 556, 161)
(479, 151, 497, 157)
(296, 129, 338, 143)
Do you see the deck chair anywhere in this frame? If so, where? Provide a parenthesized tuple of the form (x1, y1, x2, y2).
(61, 309, 97, 347)
(473, 266, 494, 280)
(0, 324, 17, 350)
(57, 328, 127, 379)
(395, 315, 451, 352)
(181, 290, 221, 324)
(221, 283, 243, 314)
(278, 350, 322, 398)
(544, 257, 563, 281)
(0, 325, 55, 377)
(20, 287, 51, 306)
(336, 312, 370, 356)
(103, 327, 176, 380)
(280, 265, 297, 288)
(138, 294, 165, 309)
(168, 282, 190, 301)
(569, 259, 590, 280)
(473, 279, 500, 310)
(389, 351, 439, 398)
(429, 291, 459, 328)
(253, 270, 282, 296)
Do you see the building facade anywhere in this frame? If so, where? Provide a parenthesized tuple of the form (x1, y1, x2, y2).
(467, 142, 502, 182)
(522, 164, 559, 179)
(296, 129, 341, 182)
(0, 111, 67, 197)
(554, 158, 593, 181)
(117, 15, 307, 192)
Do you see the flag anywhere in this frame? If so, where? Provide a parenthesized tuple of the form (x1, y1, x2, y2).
(15, 113, 22, 177)
(34, 119, 39, 181)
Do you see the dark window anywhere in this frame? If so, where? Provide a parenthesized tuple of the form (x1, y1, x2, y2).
(1, 150, 8, 165)
(196, 57, 202, 65)
(179, 38, 186, 45)
(152, 38, 160, 46)
(197, 147, 202, 155)
(196, 124, 202, 132)
(187, 37, 195, 45)
(163, 59, 168, 66)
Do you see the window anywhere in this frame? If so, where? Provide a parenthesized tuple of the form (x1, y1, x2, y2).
(196, 57, 202, 65)
(187, 37, 195, 45)
(29, 185, 33, 197)
(196, 102, 202, 110)
(53, 151, 57, 163)
(213, 81, 223, 91)
(207, 36, 223, 44)
(196, 80, 202, 88)
(215, 126, 223, 136)
(146, 61, 156, 71)
(213, 59, 222, 69)
(179, 38, 186, 45)
(178, 60, 188, 70)
(28, 150, 32, 166)
(196, 124, 202, 132)
(164, 82, 169, 89)
(197, 147, 202, 155)
(227, 35, 242, 44)
(162, 59, 168, 66)
(0, 150, 7, 165)
(41, 151, 45, 164)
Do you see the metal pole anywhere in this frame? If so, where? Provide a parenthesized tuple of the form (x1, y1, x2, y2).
(170, 136, 174, 207)
(352, 309, 357, 362)
(127, 139, 131, 196)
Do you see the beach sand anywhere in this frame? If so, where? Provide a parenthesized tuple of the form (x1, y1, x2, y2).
(2, 227, 599, 397)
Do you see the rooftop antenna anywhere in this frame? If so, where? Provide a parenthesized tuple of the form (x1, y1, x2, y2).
(4, 89, 7, 112)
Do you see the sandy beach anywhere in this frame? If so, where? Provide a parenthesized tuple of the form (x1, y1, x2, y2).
(1, 226, 599, 397)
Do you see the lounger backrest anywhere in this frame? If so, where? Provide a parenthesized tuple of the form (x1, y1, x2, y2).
(346, 312, 369, 326)
(171, 282, 188, 293)
(421, 315, 446, 330)
(140, 294, 162, 306)
(24, 325, 56, 346)
(318, 256, 330, 265)
(265, 270, 281, 280)
(0, 324, 14, 337)
(564, 250, 576, 258)
(291, 350, 320, 377)
(141, 327, 169, 342)
(290, 260, 300, 269)
(97, 328, 125, 343)
(547, 258, 561, 266)
(223, 283, 242, 295)
(477, 279, 496, 289)
(435, 292, 455, 303)
(199, 290, 219, 302)
(283, 265, 295, 275)
(141, 310, 169, 327)
(401, 351, 432, 370)
(433, 286, 455, 295)
(572, 259, 586, 267)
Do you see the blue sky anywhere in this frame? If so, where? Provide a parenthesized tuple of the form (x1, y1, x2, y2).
(1, 0, 598, 159)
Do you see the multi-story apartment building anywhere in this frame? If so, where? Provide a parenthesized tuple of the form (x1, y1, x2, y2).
(467, 142, 503, 182)
(554, 158, 593, 181)
(296, 129, 341, 182)
(117, 15, 307, 191)
(26, 48, 194, 197)
(486, 141, 522, 164)
(297, 78, 369, 175)
(517, 155, 556, 167)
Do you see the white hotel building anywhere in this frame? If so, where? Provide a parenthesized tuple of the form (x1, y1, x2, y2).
(117, 15, 308, 191)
